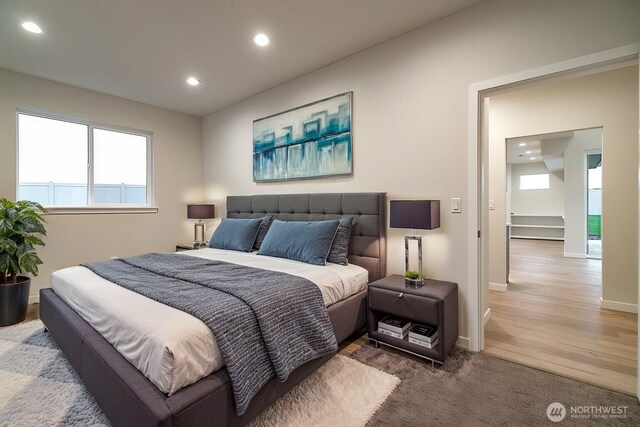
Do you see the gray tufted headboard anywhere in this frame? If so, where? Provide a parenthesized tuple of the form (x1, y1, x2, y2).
(227, 193, 387, 282)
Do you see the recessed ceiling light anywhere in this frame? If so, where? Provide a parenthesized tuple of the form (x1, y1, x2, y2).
(518, 143, 526, 147)
(525, 150, 532, 154)
(252, 33, 270, 47)
(21, 21, 42, 34)
(186, 77, 200, 86)
(530, 157, 536, 160)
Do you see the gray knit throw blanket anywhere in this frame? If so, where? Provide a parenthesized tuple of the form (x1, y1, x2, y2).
(83, 253, 338, 415)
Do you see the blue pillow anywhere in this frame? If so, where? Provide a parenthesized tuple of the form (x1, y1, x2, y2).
(253, 215, 274, 250)
(257, 220, 340, 265)
(209, 218, 263, 252)
(327, 217, 353, 265)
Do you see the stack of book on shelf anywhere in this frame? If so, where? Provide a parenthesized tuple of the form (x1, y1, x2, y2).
(408, 324, 438, 349)
(377, 315, 412, 339)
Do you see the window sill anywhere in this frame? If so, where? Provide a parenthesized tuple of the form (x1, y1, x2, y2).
(43, 206, 159, 215)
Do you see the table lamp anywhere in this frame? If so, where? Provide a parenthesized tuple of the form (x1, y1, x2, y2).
(390, 200, 440, 277)
(187, 204, 215, 248)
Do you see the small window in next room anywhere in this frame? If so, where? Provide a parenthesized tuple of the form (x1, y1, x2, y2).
(17, 111, 153, 208)
(519, 173, 549, 190)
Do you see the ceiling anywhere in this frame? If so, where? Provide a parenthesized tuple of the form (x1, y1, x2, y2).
(0, 0, 482, 117)
(506, 138, 543, 165)
(506, 131, 575, 168)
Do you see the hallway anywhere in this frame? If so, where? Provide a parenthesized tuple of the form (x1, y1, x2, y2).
(485, 239, 637, 395)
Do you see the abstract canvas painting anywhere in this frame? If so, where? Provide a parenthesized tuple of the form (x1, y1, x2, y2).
(253, 92, 352, 182)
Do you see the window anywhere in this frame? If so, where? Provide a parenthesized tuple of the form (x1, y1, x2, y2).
(18, 111, 152, 209)
(519, 173, 549, 190)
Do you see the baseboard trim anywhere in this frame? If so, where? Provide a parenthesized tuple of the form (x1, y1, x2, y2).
(489, 282, 508, 292)
(456, 336, 470, 349)
(564, 251, 586, 259)
(483, 307, 492, 326)
(600, 298, 638, 313)
(29, 295, 39, 304)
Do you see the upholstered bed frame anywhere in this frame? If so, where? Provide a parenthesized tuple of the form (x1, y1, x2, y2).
(40, 192, 386, 426)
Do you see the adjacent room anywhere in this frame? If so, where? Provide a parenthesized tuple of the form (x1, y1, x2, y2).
(484, 65, 638, 395)
(0, 0, 639, 426)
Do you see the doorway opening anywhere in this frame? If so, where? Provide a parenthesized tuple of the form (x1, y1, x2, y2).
(587, 151, 602, 259)
(482, 66, 637, 395)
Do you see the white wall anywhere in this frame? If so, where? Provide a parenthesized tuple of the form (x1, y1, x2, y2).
(201, 0, 640, 340)
(0, 69, 203, 299)
(510, 162, 565, 216)
(488, 66, 638, 309)
(506, 164, 512, 224)
(563, 129, 602, 257)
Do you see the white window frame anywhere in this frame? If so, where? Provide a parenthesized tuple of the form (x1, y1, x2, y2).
(16, 109, 156, 214)
(519, 173, 550, 190)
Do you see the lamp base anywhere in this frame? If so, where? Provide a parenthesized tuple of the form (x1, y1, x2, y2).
(194, 222, 205, 248)
(404, 235, 424, 276)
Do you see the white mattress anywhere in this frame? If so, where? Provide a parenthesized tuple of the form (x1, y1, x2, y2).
(50, 249, 368, 395)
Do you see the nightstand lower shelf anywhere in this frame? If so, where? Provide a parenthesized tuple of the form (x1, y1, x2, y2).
(369, 330, 440, 372)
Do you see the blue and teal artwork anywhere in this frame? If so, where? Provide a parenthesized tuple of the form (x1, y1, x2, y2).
(253, 92, 352, 182)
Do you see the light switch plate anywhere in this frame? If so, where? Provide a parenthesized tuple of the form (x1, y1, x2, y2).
(489, 200, 495, 210)
(451, 197, 462, 213)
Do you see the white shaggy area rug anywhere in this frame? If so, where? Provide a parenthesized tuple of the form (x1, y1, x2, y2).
(0, 320, 399, 426)
(0, 320, 109, 426)
(251, 354, 400, 427)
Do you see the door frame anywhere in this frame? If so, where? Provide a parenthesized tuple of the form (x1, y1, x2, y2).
(466, 43, 640, 355)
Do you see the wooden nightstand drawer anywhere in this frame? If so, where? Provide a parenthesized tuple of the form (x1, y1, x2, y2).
(368, 287, 439, 326)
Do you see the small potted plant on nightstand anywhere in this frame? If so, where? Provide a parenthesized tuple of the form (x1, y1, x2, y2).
(0, 199, 47, 326)
(404, 270, 425, 288)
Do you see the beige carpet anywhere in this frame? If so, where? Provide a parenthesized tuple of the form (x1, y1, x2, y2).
(352, 344, 640, 426)
(0, 321, 399, 426)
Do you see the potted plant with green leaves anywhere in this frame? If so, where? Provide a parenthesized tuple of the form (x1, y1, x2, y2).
(404, 270, 425, 288)
(0, 199, 46, 326)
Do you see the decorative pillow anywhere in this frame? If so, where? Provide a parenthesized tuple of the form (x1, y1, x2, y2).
(253, 215, 273, 250)
(209, 218, 262, 252)
(327, 217, 353, 265)
(257, 219, 340, 265)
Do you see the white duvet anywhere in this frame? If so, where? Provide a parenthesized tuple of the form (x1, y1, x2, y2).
(50, 248, 368, 395)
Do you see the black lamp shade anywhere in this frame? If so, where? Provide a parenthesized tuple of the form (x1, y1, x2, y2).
(187, 204, 215, 219)
(390, 200, 440, 230)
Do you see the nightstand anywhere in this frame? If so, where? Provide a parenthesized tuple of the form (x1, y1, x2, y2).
(367, 274, 458, 369)
(177, 243, 209, 251)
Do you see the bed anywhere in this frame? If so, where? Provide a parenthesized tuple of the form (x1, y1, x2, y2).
(40, 192, 386, 426)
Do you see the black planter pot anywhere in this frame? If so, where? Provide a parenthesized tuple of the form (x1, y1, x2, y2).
(0, 277, 31, 327)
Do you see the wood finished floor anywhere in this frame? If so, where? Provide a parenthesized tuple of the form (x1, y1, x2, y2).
(338, 332, 368, 356)
(485, 239, 638, 395)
